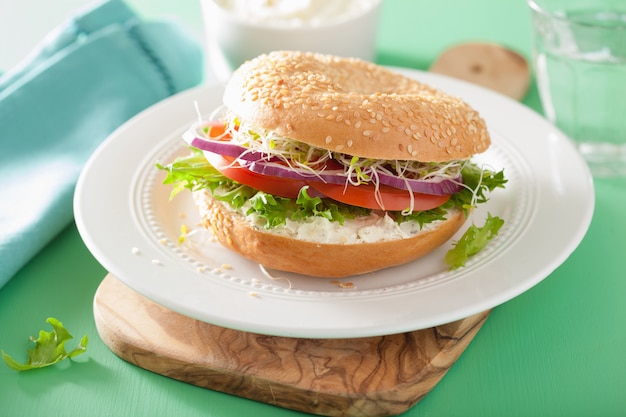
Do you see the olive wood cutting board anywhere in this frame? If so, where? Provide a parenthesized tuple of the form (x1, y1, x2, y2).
(94, 274, 490, 417)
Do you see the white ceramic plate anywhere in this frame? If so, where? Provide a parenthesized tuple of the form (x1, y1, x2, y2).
(74, 68, 594, 338)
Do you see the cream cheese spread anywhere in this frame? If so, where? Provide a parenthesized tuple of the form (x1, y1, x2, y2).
(241, 203, 440, 244)
(212, 0, 380, 27)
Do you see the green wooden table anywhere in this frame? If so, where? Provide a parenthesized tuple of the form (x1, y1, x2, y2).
(2, 1, 625, 416)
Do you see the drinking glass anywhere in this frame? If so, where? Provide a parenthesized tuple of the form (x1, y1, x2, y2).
(527, 0, 626, 177)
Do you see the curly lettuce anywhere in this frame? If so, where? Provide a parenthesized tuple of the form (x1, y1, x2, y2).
(2, 318, 88, 371)
(445, 213, 505, 269)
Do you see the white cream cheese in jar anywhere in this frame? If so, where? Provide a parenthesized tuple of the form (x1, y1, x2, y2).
(212, 0, 380, 27)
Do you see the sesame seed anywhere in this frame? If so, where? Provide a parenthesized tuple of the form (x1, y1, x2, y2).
(325, 135, 333, 144)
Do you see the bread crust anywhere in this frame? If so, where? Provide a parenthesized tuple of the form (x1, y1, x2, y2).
(223, 51, 490, 162)
(193, 189, 467, 278)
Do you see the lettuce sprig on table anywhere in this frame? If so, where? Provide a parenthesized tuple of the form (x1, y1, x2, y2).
(2, 317, 88, 371)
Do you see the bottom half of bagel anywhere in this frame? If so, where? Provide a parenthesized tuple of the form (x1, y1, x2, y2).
(192, 189, 467, 278)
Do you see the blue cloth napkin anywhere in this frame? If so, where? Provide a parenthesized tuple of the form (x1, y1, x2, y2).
(0, 0, 203, 289)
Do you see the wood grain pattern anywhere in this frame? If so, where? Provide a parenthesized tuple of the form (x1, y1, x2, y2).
(94, 274, 490, 417)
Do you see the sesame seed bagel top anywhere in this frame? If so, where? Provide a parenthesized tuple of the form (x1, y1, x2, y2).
(223, 51, 491, 162)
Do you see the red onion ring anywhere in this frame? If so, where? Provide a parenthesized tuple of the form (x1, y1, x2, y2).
(183, 128, 266, 161)
(376, 170, 463, 195)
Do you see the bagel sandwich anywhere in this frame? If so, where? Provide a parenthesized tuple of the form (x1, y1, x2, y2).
(158, 51, 506, 277)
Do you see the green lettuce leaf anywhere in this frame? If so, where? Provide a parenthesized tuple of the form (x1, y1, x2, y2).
(247, 192, 290, 228)
(293, 186, 348, 224)
(156, 149, 238, 200)
(448, 163, 508, 213)
(445, 213, 505, 270)
(2, 317, 88, 371)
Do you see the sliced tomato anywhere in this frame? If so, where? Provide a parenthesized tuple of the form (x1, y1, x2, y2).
(308, 182, 450, 212)
(205, 152, 307, 199)
(204, 120, 229, 138)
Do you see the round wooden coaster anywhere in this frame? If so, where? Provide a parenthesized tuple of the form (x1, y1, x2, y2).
(430, 42, 530, 100)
